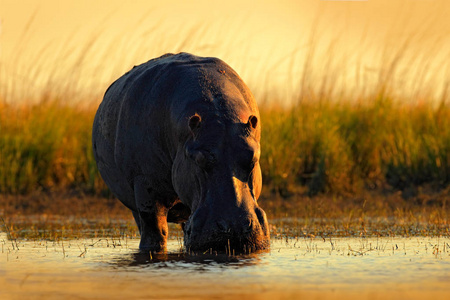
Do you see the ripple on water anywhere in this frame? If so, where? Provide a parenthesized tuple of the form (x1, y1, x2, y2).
(1, 235, 450, 299)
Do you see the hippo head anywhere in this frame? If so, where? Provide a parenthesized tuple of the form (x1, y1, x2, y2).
(174, 112, 269, 253)
(170, 68, 270, 253)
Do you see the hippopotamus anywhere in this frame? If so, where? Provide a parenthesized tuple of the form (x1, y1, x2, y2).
(92, 52, 269, 253)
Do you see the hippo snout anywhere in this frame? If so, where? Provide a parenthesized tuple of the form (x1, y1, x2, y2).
(184, 204, 270, 253)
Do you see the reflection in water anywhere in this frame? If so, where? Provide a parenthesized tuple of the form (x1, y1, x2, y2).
(109, 249, 264, 270)
(2, 236, 450, 299)
(2, 236, 450, 288)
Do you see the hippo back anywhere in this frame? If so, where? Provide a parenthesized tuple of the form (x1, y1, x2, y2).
(92, 53, 258, 211)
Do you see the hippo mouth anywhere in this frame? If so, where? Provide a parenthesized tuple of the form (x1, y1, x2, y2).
(183, 207, 270, 254)
(184, 230, 270, 254)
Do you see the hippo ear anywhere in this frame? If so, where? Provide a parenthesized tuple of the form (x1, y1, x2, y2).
(248, 115, 258, 130)
(188, 114, 201, 132)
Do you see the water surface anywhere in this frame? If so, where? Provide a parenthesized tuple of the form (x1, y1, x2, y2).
(1, 234, 449, 299)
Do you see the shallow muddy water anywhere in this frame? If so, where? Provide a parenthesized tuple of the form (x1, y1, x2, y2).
(1, 232, 449, 299)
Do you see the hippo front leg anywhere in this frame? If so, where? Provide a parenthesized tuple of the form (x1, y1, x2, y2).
(134, 179, 169, 252)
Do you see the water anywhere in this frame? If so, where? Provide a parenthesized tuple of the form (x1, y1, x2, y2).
(1, 233, 449, 299)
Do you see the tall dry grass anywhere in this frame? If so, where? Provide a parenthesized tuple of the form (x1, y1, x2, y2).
(261, 97, 450, 196)
(0, 100, 103, 194)
(0, 23, 449, 198)
(1, 90, 448, 197)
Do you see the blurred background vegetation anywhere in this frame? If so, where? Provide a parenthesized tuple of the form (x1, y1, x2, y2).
(1, 0, 449, 199)
(1, 90, 448, 197)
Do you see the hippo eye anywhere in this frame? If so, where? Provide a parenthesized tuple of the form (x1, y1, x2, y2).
(201, 150, 217, 170)
(237, 148, 257, 175)
(186, 147, 216, 171)
(194, 151, 207, 168)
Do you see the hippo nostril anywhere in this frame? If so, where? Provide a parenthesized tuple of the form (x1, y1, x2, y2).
(255, 207, 268, 228)
(241, 218, 254, 235)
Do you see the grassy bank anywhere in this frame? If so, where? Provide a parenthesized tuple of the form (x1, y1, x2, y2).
(2, 9, 450, 199)
(261, 97, 450, 196)
(1, 190, 448, 240)
(0, 100, 104, 194)
(0, 95, 449, 197)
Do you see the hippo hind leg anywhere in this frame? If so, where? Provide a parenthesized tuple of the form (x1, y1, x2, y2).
(133, 178, 171, 252)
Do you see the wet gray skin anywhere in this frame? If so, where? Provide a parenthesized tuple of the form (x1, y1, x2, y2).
(92, 53, 270, 253)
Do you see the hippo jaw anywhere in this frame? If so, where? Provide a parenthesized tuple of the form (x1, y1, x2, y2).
(182, 193, 270, 253)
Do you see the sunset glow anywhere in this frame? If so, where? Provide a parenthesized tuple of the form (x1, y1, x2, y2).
(1, 0, 449, 105)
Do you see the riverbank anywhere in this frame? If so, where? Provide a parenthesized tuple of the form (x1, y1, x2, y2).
(1, 189, 448, 241)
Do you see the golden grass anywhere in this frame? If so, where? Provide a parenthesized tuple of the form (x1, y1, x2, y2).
(261, 97, 450, 196)
(1, 190, 448, 242)
(1, 91, 449, 197)
(0, 21, 449, 210)
(0, 100, 104, 194)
